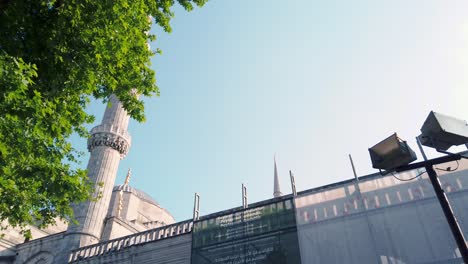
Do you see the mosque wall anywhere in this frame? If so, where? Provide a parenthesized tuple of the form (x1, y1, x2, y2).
(4, 157, 468, 264)
(14, 233, 64, 264)
(101, 217, 140, 241)
(69, 220, 193, 263)
(70, 234, 191, 264)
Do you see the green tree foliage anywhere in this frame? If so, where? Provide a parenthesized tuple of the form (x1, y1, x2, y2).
(0, 0, 205, 237)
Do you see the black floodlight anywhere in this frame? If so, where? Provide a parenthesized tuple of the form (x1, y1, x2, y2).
(368, 133, 417, 171)
(419, 111, 468, 151)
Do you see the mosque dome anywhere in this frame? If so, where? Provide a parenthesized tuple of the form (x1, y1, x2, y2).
(109, 184, 175, 229)
(113, 184, 160, 207)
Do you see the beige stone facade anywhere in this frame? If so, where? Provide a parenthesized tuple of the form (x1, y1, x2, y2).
(0, 95, 177, 264)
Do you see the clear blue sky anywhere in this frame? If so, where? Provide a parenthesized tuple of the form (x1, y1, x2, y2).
(76, 0, 468, 221)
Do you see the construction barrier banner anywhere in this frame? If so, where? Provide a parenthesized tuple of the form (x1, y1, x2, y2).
(192, 198, 301, 264)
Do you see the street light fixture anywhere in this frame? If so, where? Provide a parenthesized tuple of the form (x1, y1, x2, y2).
(419, 111, 468, 151)
(369, 133, 417, 171)
(368, 112, 468, 263)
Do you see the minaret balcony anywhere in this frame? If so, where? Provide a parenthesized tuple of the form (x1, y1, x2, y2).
(87, 124, 132, 158)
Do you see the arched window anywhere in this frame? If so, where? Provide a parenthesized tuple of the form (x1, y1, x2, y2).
(24, 251, 54, 264)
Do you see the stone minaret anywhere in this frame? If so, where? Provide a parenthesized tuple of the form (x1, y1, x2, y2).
(273, 156, 282, 198)
(65, 95, 132, 248)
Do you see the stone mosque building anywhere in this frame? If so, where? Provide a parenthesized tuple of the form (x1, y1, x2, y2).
(1, 95, 468, 264)
(0, 95, 179, 263)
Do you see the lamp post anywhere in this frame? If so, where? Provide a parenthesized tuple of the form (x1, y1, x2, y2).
(394, 155, 468, 263)
(368, 111, 468, 263)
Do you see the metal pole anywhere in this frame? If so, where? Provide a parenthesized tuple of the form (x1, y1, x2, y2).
(349, 155, 379, 261)
(425, 165, 468, 262)
(289, 170, 297, 197)
(349, 154, 365, 207)
(416, 136, 429, 161)
(348, 154, 359, 181)
(193, 193, 200, 221)
(242, 184, 248, 209)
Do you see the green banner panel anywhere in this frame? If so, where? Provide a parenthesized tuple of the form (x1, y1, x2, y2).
(192, 198, 301, 264)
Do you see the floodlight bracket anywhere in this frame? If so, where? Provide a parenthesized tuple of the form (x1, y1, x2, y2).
(436, 149, 456, 156)
(378, 169, 393, 176)
(435, 149, 468, 160)
(394, 154, 462, 172)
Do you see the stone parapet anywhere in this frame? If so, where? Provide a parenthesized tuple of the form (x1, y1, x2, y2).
(69, 220, 193, 262)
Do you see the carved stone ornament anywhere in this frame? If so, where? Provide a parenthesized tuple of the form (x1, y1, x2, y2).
(87, 131, 131, 157)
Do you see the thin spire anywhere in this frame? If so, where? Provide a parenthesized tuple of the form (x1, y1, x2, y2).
(273, 155, 282, 198)
(124, 168, 132, 185)
(118, 168, 132, 218)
